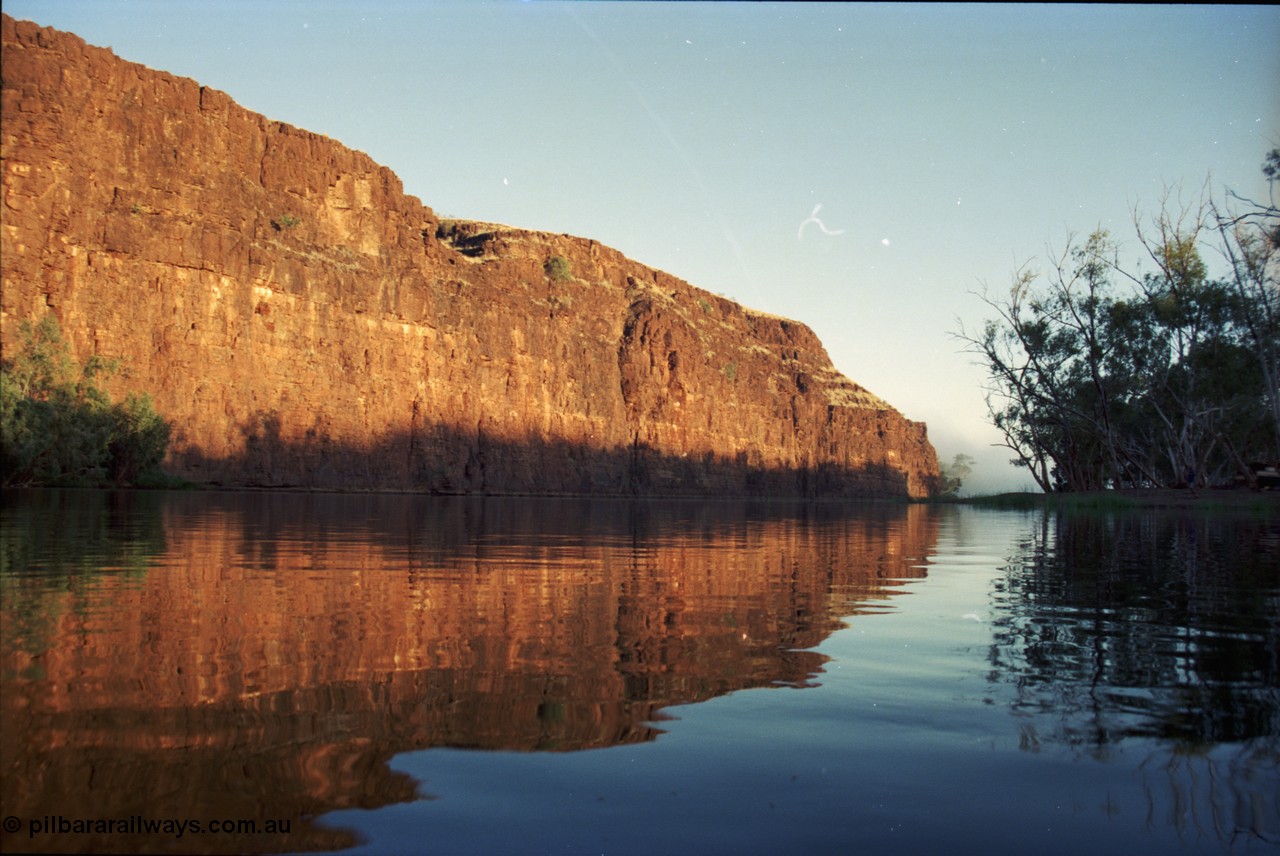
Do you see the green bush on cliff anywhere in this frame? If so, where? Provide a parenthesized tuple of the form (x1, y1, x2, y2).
(545, 255, 571, 281)
(1, 316, 171, 487)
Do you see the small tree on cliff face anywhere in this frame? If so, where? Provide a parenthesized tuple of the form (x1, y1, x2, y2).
(0, 316, 171, 486)
(956, 152, 1279, 491)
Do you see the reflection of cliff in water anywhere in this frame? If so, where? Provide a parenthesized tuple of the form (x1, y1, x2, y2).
(0, 492, 937, 852)
(986, 509, 1280, 843)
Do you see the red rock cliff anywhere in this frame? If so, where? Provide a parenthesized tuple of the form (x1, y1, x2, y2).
(0, 15, 940, 497)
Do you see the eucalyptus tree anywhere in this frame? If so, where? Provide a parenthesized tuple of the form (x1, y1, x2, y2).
(958, 151, 1279, 491)
(963, 231, 1136, 491)
(1211, 148, 1280, 466)
(1126, 192, 1259, 487)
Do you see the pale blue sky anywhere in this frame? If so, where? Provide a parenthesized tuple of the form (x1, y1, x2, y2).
(7, 1, 1278, 493)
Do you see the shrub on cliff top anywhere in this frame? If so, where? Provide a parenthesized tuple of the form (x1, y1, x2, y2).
(1, 316, 171, 487)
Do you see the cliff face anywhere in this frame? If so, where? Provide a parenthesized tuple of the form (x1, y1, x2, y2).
(0, 15, 940, 498)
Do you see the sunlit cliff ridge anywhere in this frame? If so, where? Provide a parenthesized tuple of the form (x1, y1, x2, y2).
(0, 15, 940, 497)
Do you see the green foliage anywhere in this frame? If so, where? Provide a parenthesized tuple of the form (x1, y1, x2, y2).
(957, 152, 1279, 491)
(1, 316, 171, 487)
(273, 213, 302, 230)
(723, 362, 737, 382)
(544, 255, 571, 281)
(108, 392, 172, 484)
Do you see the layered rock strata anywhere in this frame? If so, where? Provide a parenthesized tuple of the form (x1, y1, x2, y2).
(0, 15, 939, 497)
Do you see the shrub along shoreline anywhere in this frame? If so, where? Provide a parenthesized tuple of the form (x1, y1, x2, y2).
(1, 316, 173, 488)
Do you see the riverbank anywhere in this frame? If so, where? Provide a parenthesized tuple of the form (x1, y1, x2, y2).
(959, 488, 1280, 513)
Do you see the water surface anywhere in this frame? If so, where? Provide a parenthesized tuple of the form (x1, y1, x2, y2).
(1, 490, 1276, 853)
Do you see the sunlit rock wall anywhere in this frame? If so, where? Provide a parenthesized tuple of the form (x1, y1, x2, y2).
(0, 14, 940, 497)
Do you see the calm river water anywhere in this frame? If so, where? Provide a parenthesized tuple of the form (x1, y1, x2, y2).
(1, 490, 1277, 854)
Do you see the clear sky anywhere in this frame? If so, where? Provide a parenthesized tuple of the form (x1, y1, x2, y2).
(7, 1, 1278, 493)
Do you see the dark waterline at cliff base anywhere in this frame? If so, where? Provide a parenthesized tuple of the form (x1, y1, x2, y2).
(168, 416, 928, 499)
(2, 490, 1276, 853)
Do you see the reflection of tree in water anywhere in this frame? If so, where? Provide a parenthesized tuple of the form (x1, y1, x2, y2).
(0, 488, 168, 576)
(1136, 742, 1279, 845)
(987, 510, 1280, 843)
(0, 489, 167, 659)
